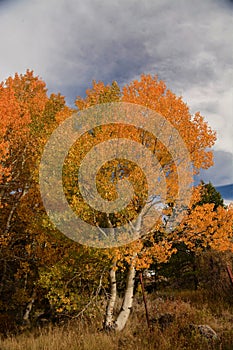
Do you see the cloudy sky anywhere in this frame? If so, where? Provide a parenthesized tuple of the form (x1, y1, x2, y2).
(0, 0, 232, 186)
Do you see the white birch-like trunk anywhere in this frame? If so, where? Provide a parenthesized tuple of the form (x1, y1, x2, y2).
(115, 262, 136, 331)
(23, 290, 36, 324)
(103, 208, 146, 331)
(104, 260, 117, 329)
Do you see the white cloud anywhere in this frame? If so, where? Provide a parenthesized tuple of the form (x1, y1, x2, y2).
(182, 79, 233, 155)
(195, 150, 233, 186)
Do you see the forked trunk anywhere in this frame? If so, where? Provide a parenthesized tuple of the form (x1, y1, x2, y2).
(104, 214, 141, 331)
(104, 260, 136, 331)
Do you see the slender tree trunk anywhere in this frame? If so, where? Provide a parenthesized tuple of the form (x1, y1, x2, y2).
(104, 260, 117, 329)
(115, 262, 136, 331)
(0, 259, 7, 295)
(23, 289, 36, 325)
(139, 272, 151, 329)
(226, 264, 233, 288)
(103, 212, 143, 331)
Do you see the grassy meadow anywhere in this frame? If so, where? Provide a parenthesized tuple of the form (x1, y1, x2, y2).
(0, 290, 232, 350)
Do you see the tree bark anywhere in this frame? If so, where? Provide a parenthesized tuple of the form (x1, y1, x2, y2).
(103, 207, 147, 331)
(104, 260, 117, 329)
(139, 272, 150, 329)
(23, 289, 36, 325)
(115, 261, 136, 331)
(226, 264, 233, 288)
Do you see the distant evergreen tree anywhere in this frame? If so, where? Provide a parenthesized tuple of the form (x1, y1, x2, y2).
(195, 181, 224, 210)
(155, 181, 225, 291)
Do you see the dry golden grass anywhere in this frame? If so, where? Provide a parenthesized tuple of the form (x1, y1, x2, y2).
(0, 292, 232, 350)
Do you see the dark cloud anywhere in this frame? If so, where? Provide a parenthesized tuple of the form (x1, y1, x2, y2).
(0, 0, 232, 185)
(0, 0, 232, 96)
(0, 0, 14, 7)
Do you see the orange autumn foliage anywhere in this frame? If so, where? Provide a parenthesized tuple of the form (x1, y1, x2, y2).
(72, 74, 221, 270)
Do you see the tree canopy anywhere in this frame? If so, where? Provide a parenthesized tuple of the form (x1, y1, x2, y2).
(0, 71, 232, 332)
